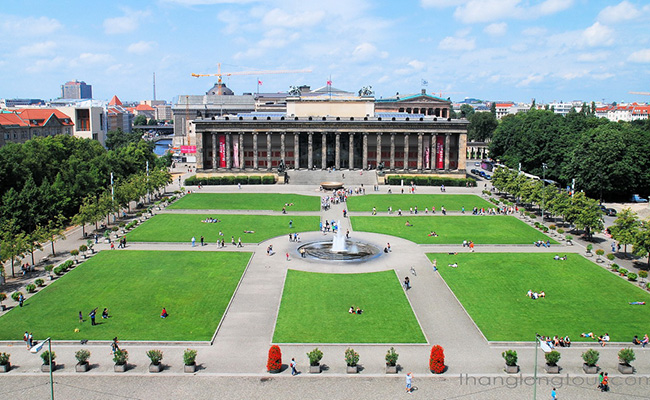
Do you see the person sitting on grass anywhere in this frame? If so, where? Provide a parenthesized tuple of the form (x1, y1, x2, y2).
(563, 336, 571, 347)
(633, 335, 642, 345)
(629, 301, 646, 305)
(598, 333, 610, 346)
(428, 231, 438, 237)
(539, 291, 546, 298)
(642, 334, 649, 348)
(356, 307, 363, 315)
(349, 306, 355, 314)
(161, 307, 168, 319)
(527, 290, 533, 298)
(405, 221, 413, 227)
(560, 255, 567, 260)
(243, 230, 255, 234)
(581, 332, 595, 339)
(554, 255, 560, 260)
(448, 263, 458, 268)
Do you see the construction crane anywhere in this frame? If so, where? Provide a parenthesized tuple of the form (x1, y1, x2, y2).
(629, 91, 650, 96)
(191, 63, 311, 84)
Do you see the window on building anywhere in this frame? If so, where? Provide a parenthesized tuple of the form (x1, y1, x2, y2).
(77, 109, 90, 131)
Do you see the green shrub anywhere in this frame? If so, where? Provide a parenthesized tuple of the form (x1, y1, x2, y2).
(75, 349, 91, 363)
(607, 253, 616, 261)
(40, 351, 56, 365)
(234, 176, 248, 185)
(586, 244, 593, 252)
(549, 225, 556, 230)
(11, 292, 23, 302)
(79, 244, 88, 253)
(53, 266, 64, 275)
(183, 349, 197, 366)
(557, 228, 565, 234)
(543, 227, 549, 233)
(113, 349, 128, 365)
(25, 284, 36, 293)
(545, 351, 561, 366)
(582, 349, 599, 366)
(619, 348, 636, 365)
(0, 293, 6, 303)
(345, 348, 359, 366)
(565, 235, 573, 241)
(414, 176, 428, 186)
(596, 249, 605, 256)
(628, 273, 638, 281)
(119, 222, 126, 228)
(262, 175, 276, 184)
(502, 350, 518, 366)
(146, 349, 164, 365)
(222, 175, 235, 185)
(70, 249, 79, 257)
(307, 348, 324, 366)
(184, 176, 198, 186)
(44, 265, 53, 274)
(611, 264, 619, 272)
(619, 268, 628, 275)
(385, 347, 399, 366)
(34, 279, 44, 287)
(62, 260, 74, 271)
(0, 352, 9, 365)
(639, 271, 648, 279)
(248, 175, 262, 185)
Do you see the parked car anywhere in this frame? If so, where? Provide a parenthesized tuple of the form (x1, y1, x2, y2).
(474, 162, 480, 166)
(605, 208, 617, 217)
(485, 175, 492, 180)
(631, 194, 648, 203)
(470, 169, 479, 175)
(598, 205, 607, 213)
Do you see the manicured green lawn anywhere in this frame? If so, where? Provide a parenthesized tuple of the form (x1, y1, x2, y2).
(128, 214, 320, 243)
(351, 215, 555, 244)
(430, 253, 650, 342)
(346, 194, 493, 212)
(0, 251, 251, 341)
(168, 193, 320, 211)
(273, 270, 426, 343)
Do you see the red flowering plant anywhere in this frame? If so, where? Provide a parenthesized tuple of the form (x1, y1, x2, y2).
(429, 345, 445, 373)
(267, 345, 282, 372)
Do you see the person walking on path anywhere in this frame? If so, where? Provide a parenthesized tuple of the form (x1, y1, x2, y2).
(286, 252, 290, 261)
(290, 358, 297, 376)
(191, 236, 196, 247)
(405, 372, 413, 394)
(18, 293, 24, 307)
(90, 308, 97, 326)
(23, 331, 29, 348)
(111, 337, 120, 354)
(551, 387, 557, 400)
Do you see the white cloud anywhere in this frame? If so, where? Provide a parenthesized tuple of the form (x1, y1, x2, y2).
(420, 0, 465, 8)
(597, 1, 641, 24)
(484, 23, 507, 36)
(16, 41, 57, 58)
(516, 73, 545, 87)
(127, 41, 157, 54)
(104, 10, 151, 34)
(0, 15, 62, 36)
(162, 0, 257, 4)
(408, 60, 425, 70)
(577, 52, 610, 62)
(454, 0, 573, 23)
(262, 8, 325, 28)
(438, 36, 476, 51)
(522, 27, 547, 36)
(351, 42, 388, 62)
(533, 0, 573, 16)
(26, 56, 66, 73)
(628, 49, 650, 63)
(73, 53, 114, 66)
(582, 22, 614, 47)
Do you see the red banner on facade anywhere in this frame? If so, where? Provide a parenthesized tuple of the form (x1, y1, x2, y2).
(181, 145, 196, 154)
(436, 136, 444, 169)
(219, 135, 226, 168)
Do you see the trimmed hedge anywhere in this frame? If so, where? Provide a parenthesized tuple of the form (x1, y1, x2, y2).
(185, 175, 276, 186)
(386, 175, 476, 187)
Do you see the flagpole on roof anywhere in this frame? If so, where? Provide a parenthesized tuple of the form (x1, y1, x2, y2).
(328, 75, 332, 100)
(257, 77, 259, 95)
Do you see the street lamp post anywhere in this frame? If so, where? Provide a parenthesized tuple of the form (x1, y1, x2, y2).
(30, 336, 54, 400)
(541, 163, 548, 220)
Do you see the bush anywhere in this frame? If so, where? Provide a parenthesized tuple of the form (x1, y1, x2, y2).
(119, 222, 126, 228)
(596, 249, 605, 256)
(557, 228, 565, 234)
(35, 279, 44, 287)
(611, 264, 619, 272)
(62, 260, 74, 270)
(222, 176, 234, 185)
(25, 284, 36, 293)
(53, 266, 64, 275)
(545, 350, 561, 366)
(113, 349, 128, 365)
(639, 271, 648, 279)
(502, 350, 518, 366)
(566, 235, 573, 241)
(0, 293, 6, 303)
(543, 227, 549, 233)
(267, 345, 282, 372)
(549, 225, 556, 230)
(44, 265, 53, 274)
(234, 176, 248, 185)
(40, 351, 56, 365)
(70, 249, 79, 259)
(248, 175, 262, 185)
(619, 348, 636, 365)
(0, 352, 9, 365)
(385, 347, 399, 366)
(628, 273, 638, 281)
(75, 349, 91, 363)
(307, 348, 323, 366)
(582, 349, 599, 366)
(344, 348, 359, 367)
(111, 226, 119, 232)
(183, 349, 197, 366)
(146, 350, 164, 365)
(262, 175, 276, 184)
(429, 345, 445, 373)
(79, 245, 88, 253)
(11, 292, 22, 302)
(586, 244, 593, 253)
(619, 268, 628, 276)
(607, 253, 616, 261)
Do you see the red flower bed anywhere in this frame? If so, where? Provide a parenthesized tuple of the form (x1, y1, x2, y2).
(267, 345, 282, 372)
(429, 345, 445, 373)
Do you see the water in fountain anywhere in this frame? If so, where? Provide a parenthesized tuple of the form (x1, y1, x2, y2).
(331, 220, 347, 252)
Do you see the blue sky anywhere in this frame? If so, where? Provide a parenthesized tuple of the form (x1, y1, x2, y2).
(1, 0, 650, 104)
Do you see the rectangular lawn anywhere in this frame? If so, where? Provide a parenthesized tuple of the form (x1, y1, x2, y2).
(273, 269, 426, 343)
(430, 252, 650, 342)
(128, 214, 319, 243)
(346, 194, 493, 212)
(168, 193, 320, 211)
(352, 215, 555, 245)
(0, 251, 251, 341)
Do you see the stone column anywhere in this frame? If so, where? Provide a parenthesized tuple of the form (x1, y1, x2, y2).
(362, 133, 368, 169)
(266, 132, 272, 171)
(196, 131, 204, 169)
(335, 133, 340, 170)
(403, 133, 410, 170)
(444, 133, 451, 170)
(294, 132, 299, 169)
(321, 133, 327, 169)
(253, 132, 259, 170)
(239, 133, 244, 170)
(430, 133, 436, 170)
(225, 133, 231, 169)
(349, 133, 354, 169)
(458, 133, 467, 170)
(212, 133, 218, 170)
(390, 133, 395, 171)
(376, 133, 382, 167)
(280, 133, 286, 164)
(417, 133, 423, 171)
(307, 132, 313, 170)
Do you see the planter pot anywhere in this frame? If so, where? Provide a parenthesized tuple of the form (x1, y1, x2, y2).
(0, 363, 10, 373)
(309, 364, 321, 374)
(184, 363, 196, 373)
(114, 363, 126, 373)
(618, 363, 634, 374)
(149, 363, 162, 373)
(75, 361, 89, 372)
(41, 362, 55, 372)
(505, 364, 519, 374)
(386, 364, 398, 374)
(545, 364, 560, 374)
(268, 368, 281, 374)
(0, 304, 5, 311)
(583, 364, 598, 374)
(346, 365, 358, 374)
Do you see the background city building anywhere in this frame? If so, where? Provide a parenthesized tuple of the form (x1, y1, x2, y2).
(61, 80, 93, 100)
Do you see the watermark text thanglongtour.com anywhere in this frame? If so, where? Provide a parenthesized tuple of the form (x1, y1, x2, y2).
(459, 374, 650, 389)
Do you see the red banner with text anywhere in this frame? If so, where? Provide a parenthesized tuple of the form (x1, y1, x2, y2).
(436, 136, 444, 169)
(219, 135, 226, 167)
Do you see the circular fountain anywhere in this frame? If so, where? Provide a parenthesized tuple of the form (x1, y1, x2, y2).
(320, 181, 344, 190)
(298, 221, 382, 262)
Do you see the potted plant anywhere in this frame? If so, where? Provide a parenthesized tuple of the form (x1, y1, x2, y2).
(40, 350, 56, 372)
(266, 345, 282, 373)
(607, 253, 616, 264)
(25, 284, 36, 293)
(586, 244, 593, 256)
(628, 272, 638, 281)
(86, 240, 94, 254)
(0, 352, 10, 372)
(0, 293, 6, 311)
(611, 264, 619, 272)
(75, 349, 91, 372)
(35, 279, 44, 287)
(146, 349, 164, 373)
(345, 348, 359, 374)
(385, 347, 399, 374)
(595, 249, 605, 262)
(557, 228, 565, 235)
(582, 349, 599, 374)
(70, 249, 79, 263)
(183, 349, 197, 373)
(113, 349, 128, 372)
(545, 350, 561, 374)
(565, 235, 573, 245)
(307, 348, 323, 374)
(429, 345, 446, 374)
(79, 245, 88, 259)
(619, 268, 629, 277)
(618, 348, 635, 374)
(502, 350, 519, 374)
(44, 265, 54, 280)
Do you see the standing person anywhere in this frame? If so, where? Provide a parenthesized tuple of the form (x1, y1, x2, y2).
(404, 276, 411, 290)
(27, 332, 33, 349)
(405, 372, 413, 394)
(23, 331, 29, 348)
(289, 219, 293, 228)
(200, 236, 205, 246)
(79, 311, 84, 323)
(387, 243, 391, 252)
(231, 236, 236, 246)
(18, 293, 24, 307)
(102, 308, 109, 319)
(89, 308, 97, 326)
(598, 372, 604, 390)
(111, 337, 120, 354)
(601, 373, 609, 392)
(237, 237, 243, 248)
(551, 387, 557, 400)
(290, 358, 297, 376)
(286, 252, 290, 261)
(191, 236, 196, 247)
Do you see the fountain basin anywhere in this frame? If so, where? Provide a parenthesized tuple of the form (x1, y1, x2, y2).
(298, 240, 382, 262)
(321, 181, 344, 190)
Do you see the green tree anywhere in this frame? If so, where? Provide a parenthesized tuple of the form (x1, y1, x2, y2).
(460, 104, 475, 119)
(105, 129, 144, 151)
(44, 214, 66, 256)
(490, 102, 496, 116)
(133, 115, 148, 126)
(610, 208, 640, 255)
(633, 220, 650, 268)
(468, 112, 498, 141)
(0, 219, 29, 278)
(570, 192, 604, 239)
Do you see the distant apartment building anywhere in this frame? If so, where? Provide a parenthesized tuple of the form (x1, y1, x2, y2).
(0, 108, 74, 148)
(49, 99, 107, 145)
(61, 80, 93, 99)
(0, 98, 45, 108)
(107, 96, 133, 133)
(596, 103, 650, 122)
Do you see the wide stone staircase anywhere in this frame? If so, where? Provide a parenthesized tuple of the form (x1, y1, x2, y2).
(286, 170, 378, 186)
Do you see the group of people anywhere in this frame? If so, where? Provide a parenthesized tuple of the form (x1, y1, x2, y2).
(581, 332, 611, 346)
(200, 217, 221, 223)
(542, 335, 571, 348)
(348, 306, 364, 314)
(553, 254, 568, 260)
(81, 307, 109, 326)
(534, 240, 551, 248)
(632, 334, 649, 347)
(462, 240, 475, 251)
(288, 233, 300, 242)
(116, 236, 128, 249)
(526, 290, 546, 299)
